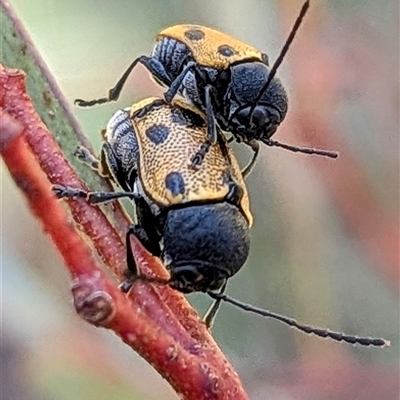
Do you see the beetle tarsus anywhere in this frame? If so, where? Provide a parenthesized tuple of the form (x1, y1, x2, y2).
(52, 185, 87, 199)
(190, 141, 212, 168)
(74, 146, 101, 170)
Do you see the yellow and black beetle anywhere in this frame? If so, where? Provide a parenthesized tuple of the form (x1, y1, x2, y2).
(53, 97, 387, 345)
(55, 96, 252, 325)
(75, 0, 336, 175)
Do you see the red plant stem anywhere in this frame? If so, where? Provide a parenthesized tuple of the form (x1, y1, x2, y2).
(0, 65, 250, 399)
(0, 67, 127, 276)
(0, 109, 102, 278)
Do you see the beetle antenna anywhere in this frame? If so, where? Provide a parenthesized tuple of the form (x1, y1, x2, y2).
(121, 273, 389, 347)
(207, 291, 390, 347)
(250, 0, 310, 117)
(263, 138, 339, 158)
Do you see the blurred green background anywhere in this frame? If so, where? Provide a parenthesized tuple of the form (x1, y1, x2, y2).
(1, 0, 399, 399)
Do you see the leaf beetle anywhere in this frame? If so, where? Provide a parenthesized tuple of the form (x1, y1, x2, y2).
(55, 96, 252, 326)
(75, 0, 337, 176)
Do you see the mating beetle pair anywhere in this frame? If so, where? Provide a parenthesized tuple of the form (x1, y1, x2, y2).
(54, 0, 387, 345)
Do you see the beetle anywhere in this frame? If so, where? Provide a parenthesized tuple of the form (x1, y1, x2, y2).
(75, 0, 337, 176)
(53, 97, 387, 345)
(55, 96, 252, 326)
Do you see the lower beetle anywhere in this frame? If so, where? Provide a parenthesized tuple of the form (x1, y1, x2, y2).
(53, 97, 388, 345)
(56, 97, 252, 325)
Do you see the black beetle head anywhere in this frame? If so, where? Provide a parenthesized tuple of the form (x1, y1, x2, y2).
(227, 62, 288, 143)
(162, 203, 250, 294)
(231, 103, 281, 142)
(167, 262, 227, 293)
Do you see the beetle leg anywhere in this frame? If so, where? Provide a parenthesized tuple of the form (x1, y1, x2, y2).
(203, 282, 227, 329)
(139, 56, 173, 87)
(73, 145, 115, 182)
(52, 184, 138, 204)
(74, 55, 167, 107)
(219, 136, 245, 207)
(190, 141, 212, 168)
(120, 202, 162, 292)
(204, 84, 218, 145)
(163, 61, 197, 103)
(74, 145, 100, 170)
(241, 139, 260, 178)
(225, 176, 244, 207)
(190, 84, 217, 168)
(119, 224, 153, 292)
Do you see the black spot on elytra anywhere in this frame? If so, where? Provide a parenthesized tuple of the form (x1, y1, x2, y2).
(165, 172, 185, 196)
(184, 28, 205, 41)
(145, 124, 170, 145)
(217, 44, 236, 57)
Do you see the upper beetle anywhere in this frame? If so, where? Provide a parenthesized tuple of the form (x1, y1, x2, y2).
(55, 97, 252, 325)
(75, 0, 337, 176)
